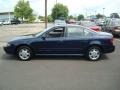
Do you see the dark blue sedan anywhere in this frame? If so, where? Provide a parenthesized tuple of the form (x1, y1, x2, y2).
(4, 25, 115, 61)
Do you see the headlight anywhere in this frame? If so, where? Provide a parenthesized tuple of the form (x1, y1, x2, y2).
(3, 42, 11, 47)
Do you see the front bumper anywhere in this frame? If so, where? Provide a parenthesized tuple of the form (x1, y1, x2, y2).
(3, 45, 16, 55)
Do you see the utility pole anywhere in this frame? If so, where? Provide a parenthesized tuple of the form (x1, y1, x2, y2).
(45, 0, 47, 28)
(56, 0, 57, 4)
(103, 8, 105, 16)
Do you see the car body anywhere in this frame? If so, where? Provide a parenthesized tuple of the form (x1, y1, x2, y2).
(0, 21, 3, 25)
(54, 19, 66, 25)
(11, 19, 21, 24)
(80, 21, 101, 32)
(3, 20, 11, 25)
(4, 24, 115, 61)
(101, 18, 120, 36)
(67, 19, 76, 24)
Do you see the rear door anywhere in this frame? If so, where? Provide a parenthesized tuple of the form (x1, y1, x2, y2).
(62, 26, 92, 54)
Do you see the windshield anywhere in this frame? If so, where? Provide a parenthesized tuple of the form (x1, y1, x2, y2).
(34, 26, 54, 37)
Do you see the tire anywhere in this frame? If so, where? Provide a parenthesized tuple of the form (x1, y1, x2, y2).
(87, 46, 101, 61)
(16, 46, 33, 61)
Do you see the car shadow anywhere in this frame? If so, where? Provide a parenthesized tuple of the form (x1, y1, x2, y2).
(1, 54, 109, 61)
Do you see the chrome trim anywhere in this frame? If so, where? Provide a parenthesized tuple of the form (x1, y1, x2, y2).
(35, 54, 84, 56)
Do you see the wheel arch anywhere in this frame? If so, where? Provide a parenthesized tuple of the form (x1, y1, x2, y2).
(86, 44, 103, 53)
(15, 44, 34, 54)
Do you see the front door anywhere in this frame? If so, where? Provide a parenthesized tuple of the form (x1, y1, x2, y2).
(35, 26, 66, 54)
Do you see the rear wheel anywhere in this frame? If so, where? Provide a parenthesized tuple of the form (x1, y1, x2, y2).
(17, 46, 32, 61)
(87, 46, 101, 61)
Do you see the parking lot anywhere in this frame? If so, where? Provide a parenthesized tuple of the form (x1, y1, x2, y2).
(0, 24, 120, 90)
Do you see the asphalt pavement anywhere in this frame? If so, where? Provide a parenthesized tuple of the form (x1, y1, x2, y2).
(0, 40, 120, 90)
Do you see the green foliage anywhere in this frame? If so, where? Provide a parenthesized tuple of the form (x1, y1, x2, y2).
(51, 3, 69, 21)
(47, 15, 53, 22)
(96, 13, 104, 19)
(28, 14, 36, 23)
(14, 0, 34, 22)
(68, 15, 74, 19)
(38, 16, 44, 20)
(77, 14, 84, 21)
(38, 15, 44, 21)
(38, 15, 53, 22)
(110, 13, 120, 18)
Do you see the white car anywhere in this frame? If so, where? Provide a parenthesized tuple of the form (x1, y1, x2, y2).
(0, 21, 3, 25)
(3, 20, 11, 25)
(54, 19, 66, 25)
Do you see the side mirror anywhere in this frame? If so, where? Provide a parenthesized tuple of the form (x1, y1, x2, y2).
(41, 36, 46, 40)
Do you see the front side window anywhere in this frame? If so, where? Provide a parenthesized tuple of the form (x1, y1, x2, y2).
(67, 27, 84, 37)
(45, 27, 65, 38)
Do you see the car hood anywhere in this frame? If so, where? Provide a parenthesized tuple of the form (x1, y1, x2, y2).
(9, 34, 34, 42)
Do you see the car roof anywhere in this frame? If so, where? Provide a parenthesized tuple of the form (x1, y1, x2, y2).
(54, 24, 96, 30)
(54, 24, 84, 27)
(53, 24, 98, 33)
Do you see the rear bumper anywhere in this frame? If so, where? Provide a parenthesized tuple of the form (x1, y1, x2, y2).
(102, 45, 115, 53)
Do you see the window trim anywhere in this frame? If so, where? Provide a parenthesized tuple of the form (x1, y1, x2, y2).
(42, 26, 66, 38)
(66, 26, 96, 38)
(66, 26, 84, 38)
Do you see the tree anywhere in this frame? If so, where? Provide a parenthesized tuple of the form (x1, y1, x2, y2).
(14, 0, 34, 22)
(68, 15, 74, 19)
(28, 14, 36, 23)
(47, 15, 53, 22)
(110, 13, 120, 18)
(96, 13, 104, 19)
(38, 15, 44, 20)
(51, 3, 69, 21)
(77, 14, 84, 21)
(38, 15, 53, 22)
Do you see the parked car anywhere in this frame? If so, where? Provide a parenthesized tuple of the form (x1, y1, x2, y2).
(80, 21, 101, 32)
(3, 24, 115, 61)
(3, 20, 11, 25)
(0, 21, 3, 25)
(101, 19, 120, 36)
(67, 19, 76, 24)
(11, 19, 21, 24)
(54, 19, 66, 25)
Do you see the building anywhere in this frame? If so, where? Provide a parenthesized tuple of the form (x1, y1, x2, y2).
(0, 12, 14, 22)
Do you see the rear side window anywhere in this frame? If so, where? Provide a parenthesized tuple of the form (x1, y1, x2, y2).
(67, 27, 84, 37)
(84, 28, 95, 37)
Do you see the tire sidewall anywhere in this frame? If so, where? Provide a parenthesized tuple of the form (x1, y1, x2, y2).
(17, 46, 32, 61)
(87, 46, 101, 61)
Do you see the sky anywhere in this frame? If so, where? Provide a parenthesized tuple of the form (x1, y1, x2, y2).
(0, 0, 120, 17)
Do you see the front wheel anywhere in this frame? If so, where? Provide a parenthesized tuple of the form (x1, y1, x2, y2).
(87, 46, 101, 61)
(17, 46, 32, 61)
